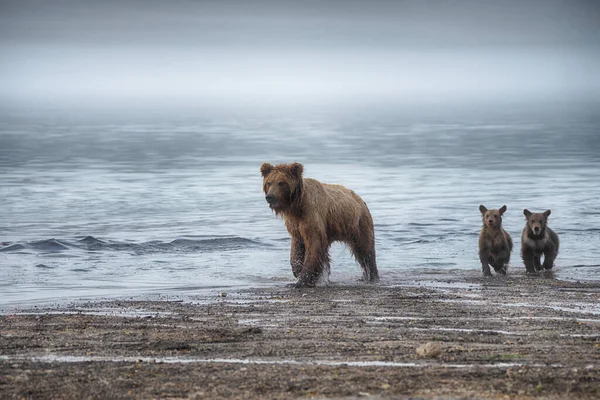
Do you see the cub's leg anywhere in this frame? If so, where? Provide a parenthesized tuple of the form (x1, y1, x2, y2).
(492, 248, 510, 275)
(480, 248, 492, 277)
(542, 247, 557, 270)
(533, 254, 542, 271)
(522, 247, 537, 274)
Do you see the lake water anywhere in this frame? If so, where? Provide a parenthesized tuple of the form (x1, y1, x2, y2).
(1, 100, 599, 309)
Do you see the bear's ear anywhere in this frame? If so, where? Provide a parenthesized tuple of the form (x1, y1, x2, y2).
(499, 205, 507, 214)
(543, 209, 551, 218)
(260, 163, 273, 178)
(289, 162, 304, 179)
(479, 205, 487, 214)
(523, 209, 532, 218)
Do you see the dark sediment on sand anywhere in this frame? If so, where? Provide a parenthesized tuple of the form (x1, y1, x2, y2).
(1, 271, 599, 399)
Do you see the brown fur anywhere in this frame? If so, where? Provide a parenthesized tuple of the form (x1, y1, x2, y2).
(521, 209, 559, 273)
(478, 205, 513, 277)
(261, 162, 378, 287)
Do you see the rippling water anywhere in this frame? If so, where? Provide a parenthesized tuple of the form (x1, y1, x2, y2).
(1, 101, 599, 308)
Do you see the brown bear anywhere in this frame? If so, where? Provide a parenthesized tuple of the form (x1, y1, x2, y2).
(521, 209, 559, 273)
(478, 205, 513, 277)
(260, 162, 379, 287)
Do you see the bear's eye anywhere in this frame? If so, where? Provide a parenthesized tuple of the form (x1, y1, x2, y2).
(265, 182, 272, 187)
(278, 181, 285, 187)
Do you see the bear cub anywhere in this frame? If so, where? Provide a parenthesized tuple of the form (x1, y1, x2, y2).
(521, 209, 559, 273)
(478, 205, 513, 277)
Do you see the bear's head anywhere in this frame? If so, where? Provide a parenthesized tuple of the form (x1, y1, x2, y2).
(523, 209, 551, 236)
(479, 204, 507, 229)
(260, 162, 304, 213)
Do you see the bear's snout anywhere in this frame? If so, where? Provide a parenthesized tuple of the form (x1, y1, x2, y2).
(265, 194, 277, 205)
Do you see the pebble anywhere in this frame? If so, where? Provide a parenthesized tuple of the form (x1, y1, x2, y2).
(416, 341, 442, 358)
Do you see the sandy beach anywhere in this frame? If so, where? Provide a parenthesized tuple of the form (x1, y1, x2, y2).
(1, 271, 599, 399)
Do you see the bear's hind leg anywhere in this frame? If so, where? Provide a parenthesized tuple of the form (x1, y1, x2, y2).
(492, 261, 507, 275)
(542, 248, 557, 270)
(493, 248, 510, 275)
(350, 239, 379, 283)
(533, 254, 542, 271)
(358, 248, 379, 283)
(351, 214, 379, 283)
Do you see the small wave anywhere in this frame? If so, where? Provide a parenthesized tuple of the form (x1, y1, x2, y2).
(415, 262, 456, 267)
(29, 239, 70, 252)
(0, 236, 265, 255)
(171, 237, 261, 248)
(78, 236, 106, 245)
(272, 237, 291, 242)
(391, 238, 425, 244)
(76, 236, 111, 251)
(559, 228, 600, 233)
(139, 237, 263, 253)
(0, 243, 25, 252)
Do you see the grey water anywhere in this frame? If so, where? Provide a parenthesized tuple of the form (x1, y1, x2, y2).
(1, 100, 600, 309)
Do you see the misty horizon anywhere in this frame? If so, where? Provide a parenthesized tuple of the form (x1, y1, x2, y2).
(1, 0, 599, 107)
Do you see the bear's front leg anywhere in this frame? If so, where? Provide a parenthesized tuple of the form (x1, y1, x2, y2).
(479, 248, 492, 277)
(296, 231, 329, 288)
(290, 235, 305, 278)
(522, 248, 536, 273)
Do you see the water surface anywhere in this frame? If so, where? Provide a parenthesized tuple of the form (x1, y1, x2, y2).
(1, 101, 599, 309)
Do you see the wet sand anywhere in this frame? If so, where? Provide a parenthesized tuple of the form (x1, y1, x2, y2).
(1, 271, 599, 399)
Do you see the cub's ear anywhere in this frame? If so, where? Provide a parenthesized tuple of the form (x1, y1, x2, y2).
(523, 209, 532, 217)
(289, 162, 304, 179)
(499, 205, 507, 214)
(479, 205, 487, 214)
(543, 209, 551, 217)
(260, 163, 273, 177)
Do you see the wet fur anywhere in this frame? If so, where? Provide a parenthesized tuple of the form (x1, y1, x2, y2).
(478, 205, 513, 277)
(521, 209, 559, 273)
(261, 162, 379, 287)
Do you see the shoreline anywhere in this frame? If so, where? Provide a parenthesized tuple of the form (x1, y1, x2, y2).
(2, 265, 596, 313)
(1, 271, 599, 399)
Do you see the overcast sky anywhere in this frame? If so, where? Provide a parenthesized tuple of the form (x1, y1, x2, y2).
(1, 0, 599, 106)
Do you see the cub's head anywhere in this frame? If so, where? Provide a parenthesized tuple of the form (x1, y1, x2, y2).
(523, 209, 551, 236)
(479, 205, 507, 228)
(260, 162, 303, 213)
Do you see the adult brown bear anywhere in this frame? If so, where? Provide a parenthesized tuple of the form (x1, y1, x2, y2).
(260, 162, 379, 287)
